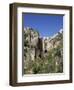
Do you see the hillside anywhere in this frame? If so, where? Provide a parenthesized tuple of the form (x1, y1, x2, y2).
(24, 27, 63, 74)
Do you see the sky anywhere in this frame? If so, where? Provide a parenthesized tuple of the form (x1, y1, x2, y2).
(23, 13, 63, 37)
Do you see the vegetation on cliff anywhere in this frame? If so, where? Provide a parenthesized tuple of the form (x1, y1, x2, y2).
(24, 27, 63, 74)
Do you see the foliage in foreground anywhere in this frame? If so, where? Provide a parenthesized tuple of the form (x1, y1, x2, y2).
(24, 44, 63, 74)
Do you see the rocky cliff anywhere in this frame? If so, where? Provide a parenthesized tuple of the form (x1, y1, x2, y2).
(24, 27, 63, 74)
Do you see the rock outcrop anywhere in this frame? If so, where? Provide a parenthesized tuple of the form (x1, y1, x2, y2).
(24, 27, 63, 74)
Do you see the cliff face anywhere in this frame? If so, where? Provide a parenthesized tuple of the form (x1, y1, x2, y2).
(24, 27, 39, 61)
(43, 29, 63, 55)
(24, 27, 63, 74)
